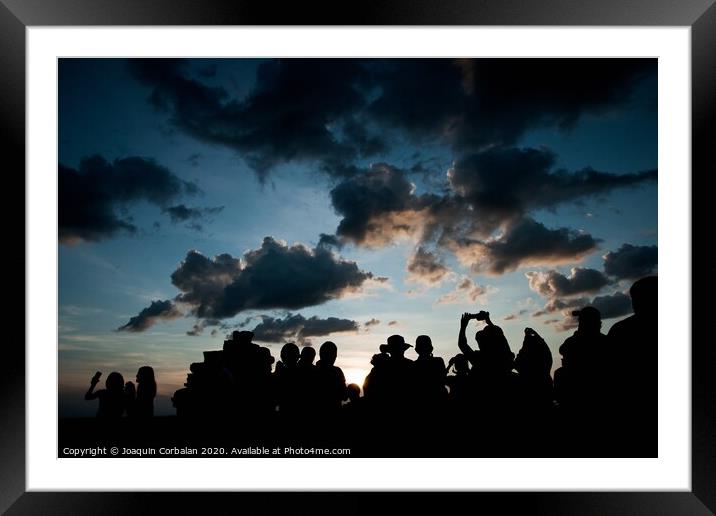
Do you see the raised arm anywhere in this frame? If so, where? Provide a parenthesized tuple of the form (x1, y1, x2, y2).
(458, 313, 474, 355)
(84, 373, 101, 400)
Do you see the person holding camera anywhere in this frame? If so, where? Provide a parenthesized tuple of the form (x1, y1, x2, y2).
(84, 371, 127, 419)
(457, 310, 518, 433)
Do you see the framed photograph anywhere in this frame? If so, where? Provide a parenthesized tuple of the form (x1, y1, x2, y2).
(4, 0, 714, 512)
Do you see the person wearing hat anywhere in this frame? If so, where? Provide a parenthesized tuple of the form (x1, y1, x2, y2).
(413, 335, 447, 410)
(554, 305, 610, 432)
(364, 335, 415, 412)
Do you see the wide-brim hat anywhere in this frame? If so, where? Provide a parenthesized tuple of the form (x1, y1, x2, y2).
(385, 334, 412, 351)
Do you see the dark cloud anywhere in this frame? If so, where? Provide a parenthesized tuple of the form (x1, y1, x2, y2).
(129, 58, 374, 180)
(526, 268, 611, 298)
(329, 163, 434, 246)
(250, 313, 359, 344)
(327, 148, 652, 275)
(603, 244, 658, 279)
(129, 59, 654, 181)
(406, 247, 451, 285)
(186, 318, 221, 337)
(388, 320, 398, 326)
(591, 291, 633, 319)
(59, 155, 198, 244)
(367, 59, 655, 151)
(170, 250, 243, 317)
(171, 237, 378, 320)
(162, 204, 224, 223)
(117, 300, 183, 332)
(537, 291, 632, 331)
(317, 233, 343, 250)
(448, 146, 656, 225)
(450, 217, 600, 275)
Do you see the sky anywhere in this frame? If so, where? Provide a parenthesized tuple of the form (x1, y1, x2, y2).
(58, 58, 658, 417)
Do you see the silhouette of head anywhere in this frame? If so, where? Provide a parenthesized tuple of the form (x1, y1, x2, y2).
(573, 306, 602, 334)
(415, 335, 433, 357)
(300, 346, 316, 366)
(386, 335, 412, 358)
(106, 372, 124, 392)
(346, 383, 361, 402)
(136, 366, 155, 384)
(630, 275, 657, 318)
(258, 346, 275, 372)
(319, 341, 338, 366)
(475, 324, 514, 371)
(453, 354, 469, 374)
(280, 342, 300, 367)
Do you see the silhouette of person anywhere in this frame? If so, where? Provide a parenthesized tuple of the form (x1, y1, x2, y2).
(554, 306, 610, 432)
(608, 276, 658, 454)
(457, 311, 518, 429)
(413, 335, 447, 409)
(458, 311, 515, 376)
(85, 371, 126, 419)
(296, 346, 318, 414)
(254, 346, 277, 417)
(445, 353, 471, 408)
(363, 344, 391, 400)
(342, 383, 364, 427)
(274, 342, 301, 415)
(314, 341, 347, 415)
(346, 383, 362, 405)
(382, 335, 416, 411)
(514, 327, 554, 414)
(128, 366, 156, 418)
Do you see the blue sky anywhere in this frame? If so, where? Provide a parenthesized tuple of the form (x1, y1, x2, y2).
(58, 58, 657, 416)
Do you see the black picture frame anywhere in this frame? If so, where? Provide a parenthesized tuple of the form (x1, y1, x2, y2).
(2, 0, 713, 513)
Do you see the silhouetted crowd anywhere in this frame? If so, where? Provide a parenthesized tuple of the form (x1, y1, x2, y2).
(84, 276, 657, 455)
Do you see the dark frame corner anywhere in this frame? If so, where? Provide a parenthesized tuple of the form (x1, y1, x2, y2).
(2, 0, 714, 513)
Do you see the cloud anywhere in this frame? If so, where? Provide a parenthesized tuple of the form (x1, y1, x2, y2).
(329, 162, 435, 247)
(503, 309, 529, 321)
(406, 247, 451, 285)
(369, 58, 656, 150)
(364, 318, 381, 328)
(250, 313, 359, 344)
(59, 155, 198, 244)
(526, 268, 611, 298)
(186, 318, 221, 337)
(532, 297, 588, 317)
(538, 291, 632, 331)
(117, 300, 183, 332)
(450, 217, 600, 275)
(129, 58, 376, 181)
(447, 146, 656, 225)
(436, 276, 488, 305)
(603, 244, 658, 279)
(326, 148, 650, 276)
(388, 320, 398, 326)
(162, 204, 224, 223)
(590, 291, 633, 319)
(129, 59, 654, 182)
(170, 237, 377, 320)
